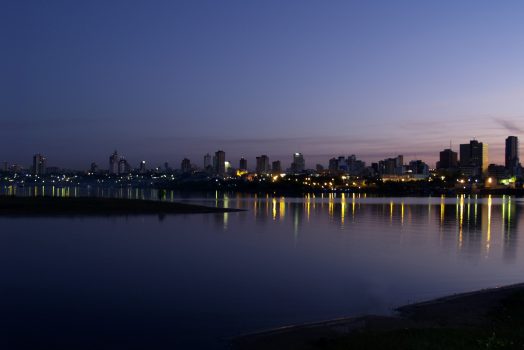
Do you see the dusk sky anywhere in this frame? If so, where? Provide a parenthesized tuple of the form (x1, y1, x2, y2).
(2, 0, 524, 170)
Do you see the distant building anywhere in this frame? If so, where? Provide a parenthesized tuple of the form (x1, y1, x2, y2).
(328, 158, 339, 173)
(118, 158, 131, 174)
(32, 154, 47, 176)
(378, 155, 404, 176)
(505, 136, 519, 176)
(460, 139, 488, 176)
(408, 160, 429, 177)
(215, 150, 226, 176)
(90, 162, 99, 174)
(109, 151, 120, 174)
(256, 155, 270, 174)
(239, 157, 247, 171)
(181, 158, 191, 174)
(204, 153, 212, 169)
(437, 148, 458, 170)
(291, 153, 305, 174)
(2, 162, 8, 172)
(316, 164, 324, 172)
(139, 161, 147, 174)
(272, 160, 282, 174)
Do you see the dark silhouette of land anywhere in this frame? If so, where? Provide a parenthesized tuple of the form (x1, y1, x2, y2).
(0, 196, 241, 216)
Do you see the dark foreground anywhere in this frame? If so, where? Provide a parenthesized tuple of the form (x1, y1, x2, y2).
(232, 283, 524, 350)
(0, 196, 240, 215)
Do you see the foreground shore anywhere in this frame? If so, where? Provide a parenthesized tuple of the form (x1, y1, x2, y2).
(0, 196, 241, 216)
(232, 283, 524, 349)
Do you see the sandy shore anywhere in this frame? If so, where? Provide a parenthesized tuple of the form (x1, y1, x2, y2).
(231, 283, 524, 349)
(0, 196, 242, 216)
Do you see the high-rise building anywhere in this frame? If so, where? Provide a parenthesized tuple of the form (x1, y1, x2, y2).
(90, 162, 99, 174)
(239, 157, 247, 171)
(460, 139, 488, 176)
(118, 158, 131, 174)
(272, 160, 282, 174)
(505, 136, 519, 175)
(181, 158, 191, 173)
(215, 150, 226, 176)
(109, 150, 120, 174)
(139, 161, 147, 174)
(256, 155, 270, 174)
(32, 154, 47, 176)
(291, 153, 305, 174)
(437, 149, 458, 169)
(204, 153, 212, 169)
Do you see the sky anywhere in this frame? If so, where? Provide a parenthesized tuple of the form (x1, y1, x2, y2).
(2, 0, 524, 170)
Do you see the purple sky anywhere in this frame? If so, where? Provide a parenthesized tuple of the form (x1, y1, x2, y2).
(2, 1, 524, 170)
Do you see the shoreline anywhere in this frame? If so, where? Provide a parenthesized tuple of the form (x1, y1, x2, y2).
(231, 282, 524, 349)
(0, 195, 242, 216)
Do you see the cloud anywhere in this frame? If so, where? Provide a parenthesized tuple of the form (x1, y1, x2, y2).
(493, 117, 524, 134)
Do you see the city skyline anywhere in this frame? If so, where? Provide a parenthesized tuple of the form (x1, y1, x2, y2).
(4, 134, 521, 173)
(3, 1, 524, 168)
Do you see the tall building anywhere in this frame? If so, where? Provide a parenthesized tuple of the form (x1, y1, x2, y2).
(90, 162, 99, 174)
(437, 148, 458, 169)
(32, 154, 47, 176)
(109, 150, 120, 174)
(272, 160, 282, 174)
(239, 157, 247, 171)
(215, 150, 226, 176)
(181, 158, 191, 173)
(118, 158, 131, 174)
(291, 153, 305, 174)
(460, 139, 488, 176)
(505, 136, 519, 175)
(139, 161, 147, 174)
(204, 153, 212, 169)
(256, 155, 270, 174)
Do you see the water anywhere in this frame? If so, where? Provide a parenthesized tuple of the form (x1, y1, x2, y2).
(1, 191, 523, 349)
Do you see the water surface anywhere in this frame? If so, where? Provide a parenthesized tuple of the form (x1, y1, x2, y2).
(1, 192, 523, 349)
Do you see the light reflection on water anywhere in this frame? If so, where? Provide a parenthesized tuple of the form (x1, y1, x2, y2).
(0, 188, 523, 349)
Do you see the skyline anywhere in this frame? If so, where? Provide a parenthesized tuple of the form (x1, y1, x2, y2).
(3, 134, 520, 172)
(3, 1, 524, 168)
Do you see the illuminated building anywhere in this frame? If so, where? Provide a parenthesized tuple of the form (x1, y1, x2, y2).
(118, 158, 131, 174)
(291, 153, 305, 173)
(139, 161, 147, 174)
(460, 139, 488, 176)
(32, 154, 47, 176)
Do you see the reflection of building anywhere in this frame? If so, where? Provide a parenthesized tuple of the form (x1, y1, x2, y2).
(291, 153, 305, 174)
(33, 154, 47, 176)
(256, 155, 270, 174)
(460, 139, 488, 176)
(505, 136, 519, 176)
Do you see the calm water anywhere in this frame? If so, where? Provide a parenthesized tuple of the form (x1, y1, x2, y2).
(1, 190, 523, 349)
